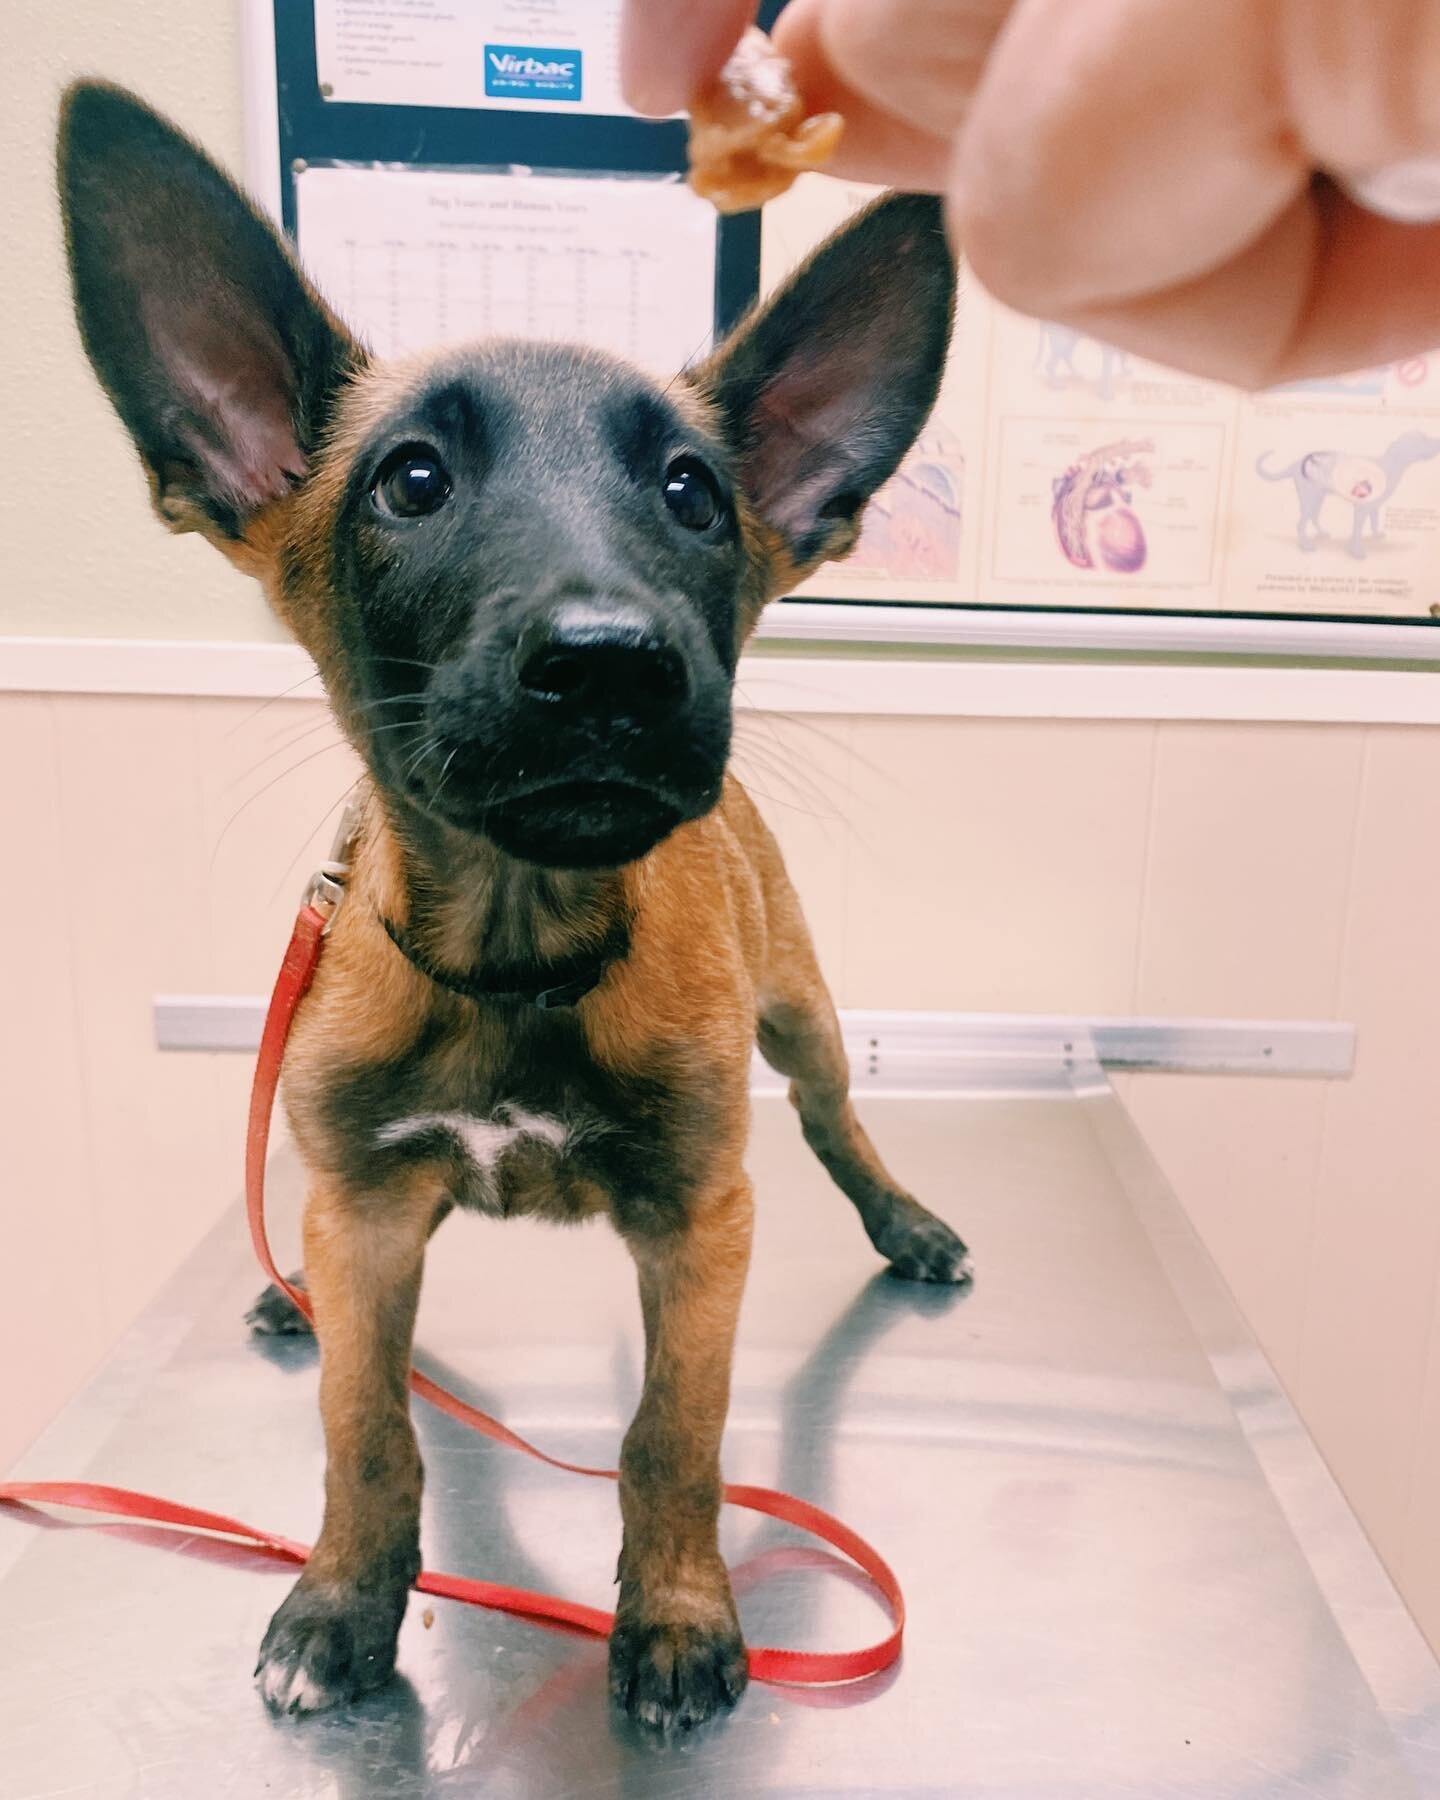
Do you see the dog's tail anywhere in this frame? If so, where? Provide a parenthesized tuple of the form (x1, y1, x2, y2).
(1255, 451, 1301, 481)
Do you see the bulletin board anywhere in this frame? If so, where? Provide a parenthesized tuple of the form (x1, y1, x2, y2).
(248, 2, 777, 376)
(243, 2, 1440, 657)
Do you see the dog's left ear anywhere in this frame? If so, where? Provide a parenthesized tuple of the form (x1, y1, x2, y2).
(696, 192, 955, 574)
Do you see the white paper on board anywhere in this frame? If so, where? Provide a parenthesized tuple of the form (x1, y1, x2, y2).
(314, 0, 645, 118)
(295, 164, 718, 377)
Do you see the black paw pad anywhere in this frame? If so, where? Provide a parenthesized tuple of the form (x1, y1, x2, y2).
(255, 1585, 402, 1715)
(609, 1617, 749, 1731)
(874, 1201, 973, 1285)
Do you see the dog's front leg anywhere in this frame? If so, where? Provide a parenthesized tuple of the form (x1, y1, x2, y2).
(255, 1173, 442, 1715)
(611, 1175, 754, 1730)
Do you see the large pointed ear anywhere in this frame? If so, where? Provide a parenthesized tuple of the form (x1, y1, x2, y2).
(694, 192, 955, 573)
(57, 81, 361, 541)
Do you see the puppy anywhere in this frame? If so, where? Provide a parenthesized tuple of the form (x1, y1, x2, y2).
(58, 81, 968, 1731)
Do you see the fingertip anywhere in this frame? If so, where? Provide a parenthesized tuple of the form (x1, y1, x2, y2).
(774, 0, 952, 191)
(619, 0, 755, 117)
(620, 54, 686, 118)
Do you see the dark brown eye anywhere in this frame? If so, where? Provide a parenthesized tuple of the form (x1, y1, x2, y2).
(662, 456, 724, 532)
(372, 445, 451, 518)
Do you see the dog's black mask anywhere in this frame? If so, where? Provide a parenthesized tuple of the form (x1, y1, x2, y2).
(336, 348, 741, 869)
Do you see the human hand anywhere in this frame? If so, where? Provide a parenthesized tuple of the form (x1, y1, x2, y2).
(620, 0, 1440, 389)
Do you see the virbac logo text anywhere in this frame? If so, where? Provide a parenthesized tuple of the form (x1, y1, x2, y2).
(483, 44, 583, 102)
(488, 53, 576, 79)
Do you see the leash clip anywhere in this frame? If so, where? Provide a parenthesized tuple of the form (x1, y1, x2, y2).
(301, 798, 363, 932)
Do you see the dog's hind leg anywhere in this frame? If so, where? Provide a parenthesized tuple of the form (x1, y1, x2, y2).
(751, 842, 971, 1285)
(759, 986, 972, 1284)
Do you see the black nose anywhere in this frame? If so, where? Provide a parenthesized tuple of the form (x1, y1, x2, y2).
(513, 605, 689, 719)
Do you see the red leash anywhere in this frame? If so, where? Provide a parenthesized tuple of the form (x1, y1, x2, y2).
(0, 892, 904, 1687)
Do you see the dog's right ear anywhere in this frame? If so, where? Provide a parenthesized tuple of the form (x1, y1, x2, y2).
(57, 81, 361, 541)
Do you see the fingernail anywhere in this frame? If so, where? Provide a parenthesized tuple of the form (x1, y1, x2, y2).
(621, 73, 683, 118)
(1339, 158, 1440, 224)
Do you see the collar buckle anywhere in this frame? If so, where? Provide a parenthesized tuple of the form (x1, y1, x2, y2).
(301, 799, 363, 933)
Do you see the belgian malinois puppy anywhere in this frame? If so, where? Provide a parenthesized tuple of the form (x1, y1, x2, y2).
(58, 80, 968, 1731)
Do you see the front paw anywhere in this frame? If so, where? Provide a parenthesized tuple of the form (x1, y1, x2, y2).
(255, 1580, 406, 1715)
(609, 1614, 748, 1731)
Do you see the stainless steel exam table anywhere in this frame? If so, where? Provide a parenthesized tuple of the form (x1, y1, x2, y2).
(3, 1058, 1438, 1798)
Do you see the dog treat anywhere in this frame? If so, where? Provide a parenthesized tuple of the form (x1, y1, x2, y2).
(687, 27, 844, 213)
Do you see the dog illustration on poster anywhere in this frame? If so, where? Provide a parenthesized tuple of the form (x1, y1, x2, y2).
(1256, 430, 1440, 559)
(1035, 324, 1133, 402)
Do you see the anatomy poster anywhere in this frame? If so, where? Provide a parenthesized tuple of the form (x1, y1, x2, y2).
(1227, 378, 1440, 616)
(988, 420, 1226, 598)
(762, 175, 1440, 619)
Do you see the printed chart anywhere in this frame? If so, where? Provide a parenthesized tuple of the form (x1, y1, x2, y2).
(295, 165, 717, 378)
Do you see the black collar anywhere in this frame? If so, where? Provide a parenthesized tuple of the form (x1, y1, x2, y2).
(380, 915, 626, 1010)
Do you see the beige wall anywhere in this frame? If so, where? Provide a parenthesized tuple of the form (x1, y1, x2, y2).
(5, 0, 281, 641)
(4, 690, 1440, 1660)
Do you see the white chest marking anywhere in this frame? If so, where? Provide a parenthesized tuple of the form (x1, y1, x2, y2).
(375, 1109, 569, 1175)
